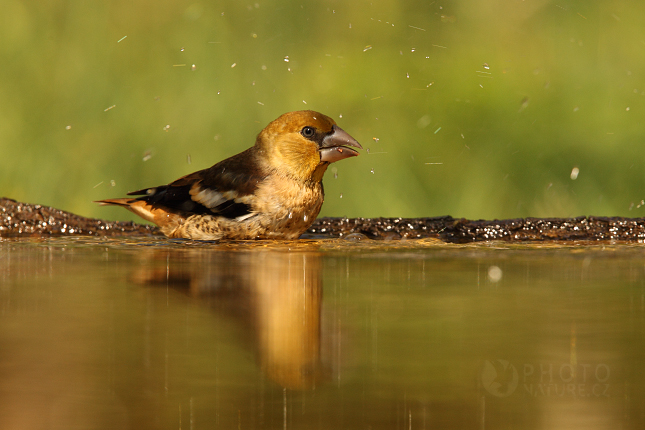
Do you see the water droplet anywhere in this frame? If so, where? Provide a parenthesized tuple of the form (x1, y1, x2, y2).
(570, 167, 580, 180)
(231, 62, 236, 68)
(110, 180, 116, 187)
(284, 56, 290, 62)
(288, 212, 293, 219)
(483, 63, 490, 70)
(339, 193, 343, 199)
(343, 233, 368, 242)
(163, 124, 170, 132)
(191, 64, 196, 71)
(370, 168, 375, 174)
(417, 115, 431, 129)
(180, 47, 185, 52)
(65, 125, 71, 130)
(488, 266, 502, 282)
(303, 215, 308, 222)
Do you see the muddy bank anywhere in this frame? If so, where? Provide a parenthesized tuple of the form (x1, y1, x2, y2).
(0, 198, 159, 238)
(2, 197, 645, 242)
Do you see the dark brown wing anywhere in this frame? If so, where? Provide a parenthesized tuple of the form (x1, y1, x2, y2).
(127, 148, 266, 219)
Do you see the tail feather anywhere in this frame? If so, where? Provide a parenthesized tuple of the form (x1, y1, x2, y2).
(95, 198, 185, 236)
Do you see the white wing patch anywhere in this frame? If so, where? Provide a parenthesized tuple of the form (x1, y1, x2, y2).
(221, 190, 240, 201)
(190, 185, 244, 209)
(191, 186, 226, 208)
(234, 194, 255, 204)
(235, 212, 256, 222)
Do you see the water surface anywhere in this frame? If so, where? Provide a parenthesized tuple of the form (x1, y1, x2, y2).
(1, 237, 643, 429)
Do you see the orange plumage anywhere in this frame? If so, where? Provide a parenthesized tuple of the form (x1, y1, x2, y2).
(97, 110, 362, 240)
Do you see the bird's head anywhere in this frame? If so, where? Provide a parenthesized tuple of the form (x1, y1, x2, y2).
(255, 110, 363, 183)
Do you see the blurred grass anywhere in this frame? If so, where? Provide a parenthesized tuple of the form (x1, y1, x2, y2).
(1, 0, 644, 222)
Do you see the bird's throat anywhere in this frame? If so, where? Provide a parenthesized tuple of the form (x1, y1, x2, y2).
(311, 163, 329, 184)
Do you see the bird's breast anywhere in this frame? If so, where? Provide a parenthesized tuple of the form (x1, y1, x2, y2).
(250, 176, 325, 238)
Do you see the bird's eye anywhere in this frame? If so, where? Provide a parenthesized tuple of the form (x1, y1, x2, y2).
(301, 126, 315, 138)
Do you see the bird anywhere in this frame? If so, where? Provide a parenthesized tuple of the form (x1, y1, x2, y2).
(96, 110, 362, 240)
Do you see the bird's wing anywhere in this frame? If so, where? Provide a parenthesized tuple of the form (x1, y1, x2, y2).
(127, 148, 266, 220)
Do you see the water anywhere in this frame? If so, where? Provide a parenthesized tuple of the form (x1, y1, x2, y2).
(1, 237, 644, 429)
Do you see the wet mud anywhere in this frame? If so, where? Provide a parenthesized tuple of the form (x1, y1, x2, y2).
(0, 197, 158, 238)
(3, 197, 645, 242)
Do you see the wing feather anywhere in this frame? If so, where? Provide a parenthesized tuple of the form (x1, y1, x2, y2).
(127, 148, 266, 219)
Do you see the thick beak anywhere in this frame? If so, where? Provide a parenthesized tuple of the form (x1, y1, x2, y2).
(319, 125, 363, 163)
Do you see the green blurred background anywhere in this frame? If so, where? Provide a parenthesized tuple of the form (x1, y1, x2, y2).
(1, 0, 644, 222)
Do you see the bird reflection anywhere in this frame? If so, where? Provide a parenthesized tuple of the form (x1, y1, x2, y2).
(130, 243, 327, 390)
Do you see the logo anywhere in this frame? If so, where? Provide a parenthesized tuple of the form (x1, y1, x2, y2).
(481, 359, 519, 397)
(481, 360, 613, 398)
